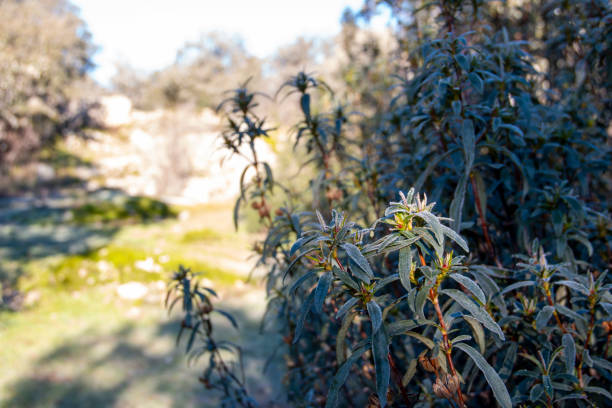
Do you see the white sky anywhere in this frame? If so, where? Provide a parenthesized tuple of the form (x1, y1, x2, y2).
(72, 0, 388, 85)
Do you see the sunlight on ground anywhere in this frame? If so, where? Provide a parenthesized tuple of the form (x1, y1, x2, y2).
(0, 196, 282, 407)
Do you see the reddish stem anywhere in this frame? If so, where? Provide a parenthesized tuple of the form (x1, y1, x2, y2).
(470, 173, 501, 267)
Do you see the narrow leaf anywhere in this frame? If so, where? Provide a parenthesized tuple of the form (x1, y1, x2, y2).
(455, 343, 512, 408)
(536, 306, 554, 331)
(314, 272, 332, 313)
(367, 300, 383, 333)
(562, 333, 576, 374)
(325, 346, 368, 408)
(464, 315, 486, 354)
(449, 273, 486, 304)
(372, 327, 390, 408)
(293, 290, 315, 344)
(441, 289, 504, 340)
(336, 311, 357, 364)
(398, 247, 412, 291)
(342, 243, 374, 280)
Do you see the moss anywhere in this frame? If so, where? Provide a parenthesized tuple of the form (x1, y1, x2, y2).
(71, 196, 176, 224)
(181, 228, 224, 243)
(20, 245, 240, 292)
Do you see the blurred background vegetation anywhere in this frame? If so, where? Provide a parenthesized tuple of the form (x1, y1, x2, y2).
(0, 0, 397, 406)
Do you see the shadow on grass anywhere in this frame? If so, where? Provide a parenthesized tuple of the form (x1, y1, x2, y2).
(2, 303, 285, 408)
(0, 187, 176, 286)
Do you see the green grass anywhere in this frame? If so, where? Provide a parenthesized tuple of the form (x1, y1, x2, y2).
(0, 192, 280, 407)
(71, 196, 176, 224)
(0, 286, 239, 407)
(181, 228, 224, 243)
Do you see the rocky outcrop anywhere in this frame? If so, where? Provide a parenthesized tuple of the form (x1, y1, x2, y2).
(79, 95, 276, 205)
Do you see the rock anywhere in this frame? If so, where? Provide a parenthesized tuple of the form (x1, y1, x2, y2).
(116, 282, 148, 300)
(35, 163, 55, 181)
(23, 290, 41, 307)
(100, 95, 132, 127)
(134, 257, 162, 273)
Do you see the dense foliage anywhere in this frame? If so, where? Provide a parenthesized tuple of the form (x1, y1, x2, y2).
(167, 0, 611, 406)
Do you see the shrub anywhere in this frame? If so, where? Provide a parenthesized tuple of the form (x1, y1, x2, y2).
(166, 0, 611, 406)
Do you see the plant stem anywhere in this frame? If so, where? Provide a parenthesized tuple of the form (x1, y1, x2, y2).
(577, 300, 596, 388)
(470, 173, 501, 267)
(430, 287, 466, 408)
(544, 286, 567, 334)
(388, 352, 413, 406)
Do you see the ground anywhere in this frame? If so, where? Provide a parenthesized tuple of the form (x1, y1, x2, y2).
(0, 179, 284, 407)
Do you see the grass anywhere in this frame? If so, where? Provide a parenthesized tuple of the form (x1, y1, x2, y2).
(181, 228, 224, 243)
(0, 283, 280, 408)
(71, 196, 176, 224)
(0, 186, 282, 407)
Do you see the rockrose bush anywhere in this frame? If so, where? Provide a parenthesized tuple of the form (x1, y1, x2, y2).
(166, 0, 611, 406)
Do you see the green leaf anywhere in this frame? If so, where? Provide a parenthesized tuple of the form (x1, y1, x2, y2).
(293, 290, 315, 344)
(262, 161, 274, 191)
(185, 321, 201, 352)
(562, 333, 576, 374)
(367, 300, 383, 332)
(288, 270, 315, 294)
(498, 342, 518, 381)
(342, 243, 374, 283)
(555, 304, 587, 323)
(414, 149, 457, 192)
(449, 273, 486, 304)
(555, 280, 590, 296)
(584, 386, 612, 401)
(336, 297, 358, 319)
(484, 143, 529, 199)
(404, 330, 435, 349)
(387, 319, 435, 337)
(591, 356, 612, 373)
(415, 285, 430, 320)
(535, 306, 554, 331)
(325, 346, 368, 408)
(568, 234, 593, 256)
(498, 124, 525, 146)
(471, 170, 487, 220)
(463, 315, 486, 354)
(530, 384, 544, 402)
(417, 211, 444, 246)
(336, 311, 357, 364)
(455, 343, 512, 408)
(215, 309, 239, 330)
(239, 163, 252, 200)
(332, 265, 359, 290)
(402, 358, 418, 386)
(372, 327, 390, 408)
(398, 247, 412, 291)
(441, 289, 504, 340)
(501, 280, 535, 295)
(451, 334, 472, 344)
(462, 119, 476, 171)
(450, 173, 469, 233)
(374, 274, 399, 293)
(233, 196, 242, 230)
(283, 248, 317, 281)
(439, 224, 469, 252)
(314, 272, 332, 314)
(468, 72, 484, 93)
(300, 93, 311, 119)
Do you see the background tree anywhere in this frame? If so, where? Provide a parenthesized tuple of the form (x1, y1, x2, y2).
(0, 0, 100, 171)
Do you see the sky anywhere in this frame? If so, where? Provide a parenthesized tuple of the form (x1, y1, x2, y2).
(71, 0, 387, 85)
